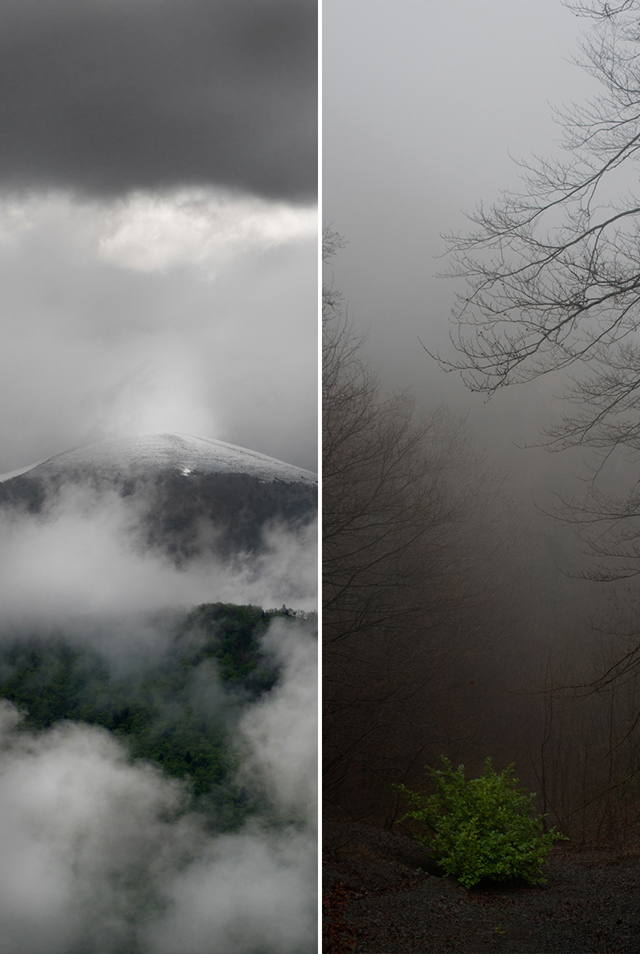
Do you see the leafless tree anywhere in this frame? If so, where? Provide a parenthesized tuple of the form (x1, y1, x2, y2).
(442, 2, 640, 451)
(437, 2, 640, 835)
(323, 231, 522, 822)
(437, 0, 640, 586)
(529, 594, 640, 841)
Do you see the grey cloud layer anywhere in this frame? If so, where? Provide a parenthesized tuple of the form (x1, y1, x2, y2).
(0, 0, 316, 200)
(0, 486, 318, 640)
(0, 196, 317, 474)
(0, 612, 317, 954)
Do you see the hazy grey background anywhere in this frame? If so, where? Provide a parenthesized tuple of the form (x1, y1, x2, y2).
(0, 0, 317, 475)
(323, 0, 600, 497)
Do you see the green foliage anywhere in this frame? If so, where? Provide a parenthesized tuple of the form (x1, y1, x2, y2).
(0, 603, 315, 832)
(183, 602, 274, 686)
(396, 757, 566, 889)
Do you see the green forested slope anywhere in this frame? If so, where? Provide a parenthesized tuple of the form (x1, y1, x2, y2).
(0, 603, 315, 830)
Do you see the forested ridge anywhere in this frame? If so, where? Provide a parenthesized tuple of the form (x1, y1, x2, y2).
(0, 602, 317, 831)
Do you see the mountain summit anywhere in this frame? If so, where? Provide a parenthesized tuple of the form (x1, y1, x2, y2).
(0, 433, 317, 561)
(0, 433, 316, 486)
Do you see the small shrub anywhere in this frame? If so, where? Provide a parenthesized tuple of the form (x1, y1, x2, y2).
(396, 757, 565, 888)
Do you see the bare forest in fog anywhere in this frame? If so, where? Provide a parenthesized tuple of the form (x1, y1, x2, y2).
(323, 251, 640, 848)
(323, 2, 640, 949)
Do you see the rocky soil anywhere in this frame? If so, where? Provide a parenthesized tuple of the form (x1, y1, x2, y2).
(323, 818, 640, 953)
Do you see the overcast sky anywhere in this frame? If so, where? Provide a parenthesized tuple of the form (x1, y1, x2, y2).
(0, 0, 317, 475)
(323, 0, 602, 490)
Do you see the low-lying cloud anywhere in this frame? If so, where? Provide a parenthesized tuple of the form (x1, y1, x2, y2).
(0, 612, 317, 954)
(238, 618, 318, 823)
(0, 434, 317, 954)
(0, 485, 317, 640)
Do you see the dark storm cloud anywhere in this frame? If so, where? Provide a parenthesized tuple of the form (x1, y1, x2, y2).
(0, 0, 316, 200)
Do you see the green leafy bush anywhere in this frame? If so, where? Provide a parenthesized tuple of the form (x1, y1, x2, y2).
(396, 757, 565, 888)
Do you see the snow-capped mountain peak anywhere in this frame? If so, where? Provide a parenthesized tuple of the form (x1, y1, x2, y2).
(0, 433, 317, 485)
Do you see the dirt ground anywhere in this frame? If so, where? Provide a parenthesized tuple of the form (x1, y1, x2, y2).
(323, 818, 640, 953)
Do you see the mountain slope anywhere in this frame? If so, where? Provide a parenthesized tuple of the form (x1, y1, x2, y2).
(0, 433, 316, 485)
(0, 433, 317, 561)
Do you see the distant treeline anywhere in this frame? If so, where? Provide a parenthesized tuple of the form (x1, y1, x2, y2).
(0, 603, 317, 831)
